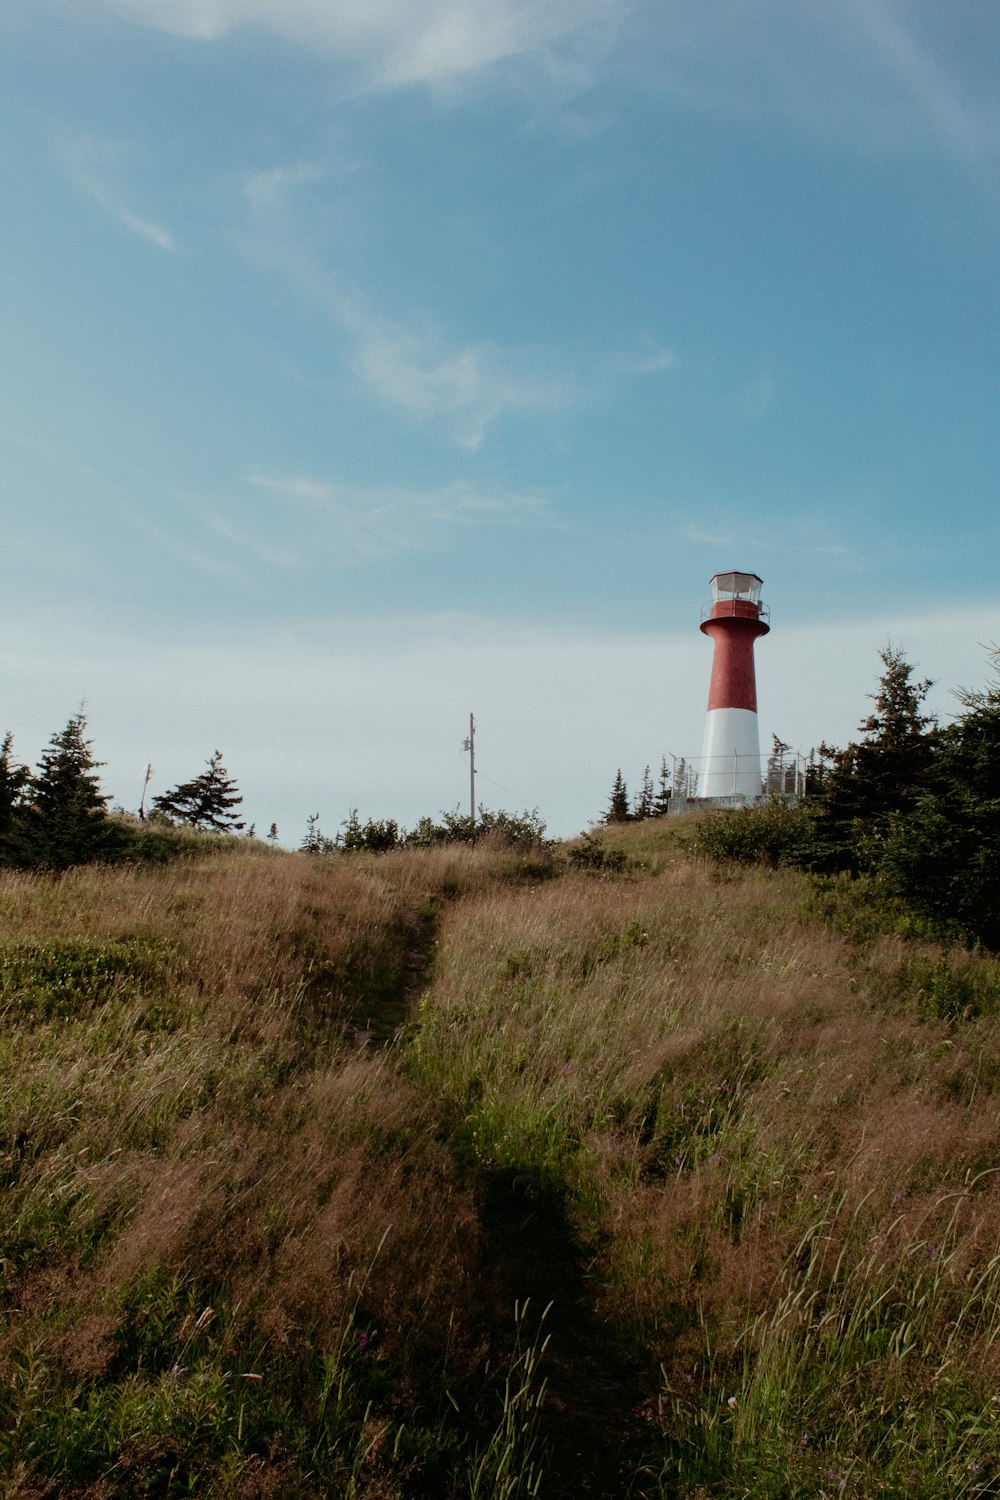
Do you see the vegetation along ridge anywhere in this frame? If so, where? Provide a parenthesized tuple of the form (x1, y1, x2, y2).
(1, 647, 999, 1495)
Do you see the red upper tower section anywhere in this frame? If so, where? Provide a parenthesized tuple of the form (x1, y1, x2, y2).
(699, 571, 770, 713)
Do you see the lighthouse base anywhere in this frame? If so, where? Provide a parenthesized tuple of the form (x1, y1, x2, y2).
(700, 708, 763, 800)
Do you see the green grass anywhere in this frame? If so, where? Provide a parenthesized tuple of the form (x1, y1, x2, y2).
(1, 821, 1000, 1495)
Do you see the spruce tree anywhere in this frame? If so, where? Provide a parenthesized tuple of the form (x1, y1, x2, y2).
(0, 732, 31, 865)
(29, 711, 113, 868)
(672, 757, 693, 799)
(822, 646, 937, 830)
(153, 751, 245, 832)
(633, 765, 654, 821)
(766, 735, 793, 795)
(882, 648, 1000, 947)
(605, 769, 630, 824)
(652, 757, 672, 816)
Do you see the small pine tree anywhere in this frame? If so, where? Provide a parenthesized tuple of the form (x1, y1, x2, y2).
(152, 751, 245, 832)
(0, 732, 32, 865)
(652, 757, 672, 817)
(267, 822, 279, 843)
(633, 765, 654, 821)
(605, 769, 630, 824)
(301, 813, 337, 854)
(766, 735, 795, 795)
(28, 711, 114, 868)
(672, 757, 692, 800)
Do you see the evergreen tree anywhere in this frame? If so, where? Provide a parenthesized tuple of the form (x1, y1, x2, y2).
(604, 769, 630, 824)
(882, 649, 1000, 947)
(766, 735, 794, 795)
(809, 646, 938, 870)
(672, 757, 695, 799)
(822, 646, 937, 834)
(28, 711, 114, 868)
(633, 765, 654, 821)
(153, 751, 245, 832)
(652, 756, 672, 817)
(0, 732, 32, 865)
(301, 813, 325, 852)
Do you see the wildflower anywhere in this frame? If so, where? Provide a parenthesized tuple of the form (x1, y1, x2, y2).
(892, 1189, 906, 1204)
(924, 1244, 938, 1260)
(727, 1396, 738, 1409)
(801, 1432, 810, 1447)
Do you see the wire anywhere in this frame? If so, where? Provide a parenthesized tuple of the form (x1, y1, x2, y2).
(475, 768, 581, 839)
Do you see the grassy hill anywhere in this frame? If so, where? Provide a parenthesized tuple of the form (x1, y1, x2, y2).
(2, 821, 999, 1497)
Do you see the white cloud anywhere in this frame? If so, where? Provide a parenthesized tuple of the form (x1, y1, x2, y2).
(681, 521, 855, 566)
(332, 296, 576, 449)
(838, 0, 997, 161)
(242, 163, 325, 215)
(616, 338, 680, 377)
(246, 472, 548, 557)
(95, 0, 998, 169)
(238, 183, 579, 445)
(624, 0, 999, 166)
(57, 133, 177, 250)
(103, 0, 616, 89)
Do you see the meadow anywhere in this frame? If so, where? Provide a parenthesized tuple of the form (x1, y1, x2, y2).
(1, 820, 999, 1496)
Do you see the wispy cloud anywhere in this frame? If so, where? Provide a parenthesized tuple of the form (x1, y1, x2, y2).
(733, 368, 775, 421)
(247, 471, 548, 557)
(103, 0, 617, 90)
(626, 0, 999, 167)
(333, 296, 576, 449)
(239, 172, 578, 447)
(839, 0, 997, 161)
(57, 133, 177, 251)
(99, 0, 998, 169)
(682, 522, 854, 564)
(616, 337, 680, 377)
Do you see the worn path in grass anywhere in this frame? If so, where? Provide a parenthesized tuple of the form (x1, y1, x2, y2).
(474, 1170, 661, 1498)
(358, 855, 664, 1498)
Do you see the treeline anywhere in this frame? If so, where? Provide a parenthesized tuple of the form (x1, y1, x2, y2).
(602, 756, 697, 824)
(0, 712, 248, 871)
(301, 804, 547, 854)
(695, 645, 1000, 949)
(0, 710, 546, 871)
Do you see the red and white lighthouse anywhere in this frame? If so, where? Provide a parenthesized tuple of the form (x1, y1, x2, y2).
(699, 571, 769, 800)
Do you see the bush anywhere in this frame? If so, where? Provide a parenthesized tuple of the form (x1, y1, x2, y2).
(692, 800, 820, 868)
(566, 834, 628, 874)
(406, 808, 547, 850)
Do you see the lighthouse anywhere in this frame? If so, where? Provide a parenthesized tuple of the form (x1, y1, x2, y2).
(699, 571, 769, 800)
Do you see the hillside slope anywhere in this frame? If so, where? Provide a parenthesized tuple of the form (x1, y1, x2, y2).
(1, 826, 999, 1497)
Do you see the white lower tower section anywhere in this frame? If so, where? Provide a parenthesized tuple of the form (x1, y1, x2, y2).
(700, 707, 762, 800)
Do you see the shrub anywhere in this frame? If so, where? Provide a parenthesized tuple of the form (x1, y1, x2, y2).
(693, 800, 819, 868)
(566, 834, 628, 873)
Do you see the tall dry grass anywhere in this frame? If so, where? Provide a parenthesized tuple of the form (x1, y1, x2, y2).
(3, 821, 1000, 1496)
(408, 827, 1000, 1495)
(0, 848, 516, 1496)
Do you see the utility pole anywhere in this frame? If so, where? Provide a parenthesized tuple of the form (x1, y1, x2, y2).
(139, 763, 154, 821)
(462, 713, 476, 826)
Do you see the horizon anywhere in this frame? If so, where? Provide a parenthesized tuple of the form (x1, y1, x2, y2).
(2, 1, 997, 841)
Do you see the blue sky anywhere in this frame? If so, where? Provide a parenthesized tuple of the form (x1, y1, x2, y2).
(2, 0, 998, 839)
